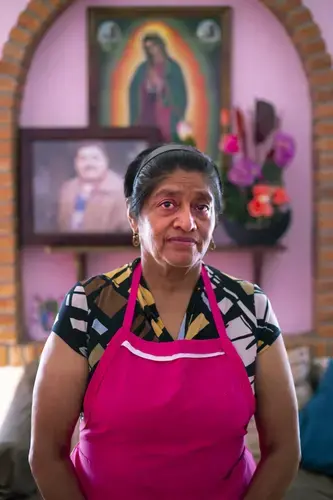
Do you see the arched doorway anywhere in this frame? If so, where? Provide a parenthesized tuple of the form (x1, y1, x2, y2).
(0, 0, 332, 361)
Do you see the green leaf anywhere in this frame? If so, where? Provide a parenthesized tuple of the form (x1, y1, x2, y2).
(261, 160, 283, 184)
(183, 137, 196, 147)
(223, 181, 252, 224)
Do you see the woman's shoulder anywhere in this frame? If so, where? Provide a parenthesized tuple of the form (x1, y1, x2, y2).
(204, 263, 257, 298)
(80, 260, 138, 303)
(204, 264, 277, 325)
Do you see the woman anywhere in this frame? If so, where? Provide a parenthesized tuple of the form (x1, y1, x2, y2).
(29, 144, 300, 499)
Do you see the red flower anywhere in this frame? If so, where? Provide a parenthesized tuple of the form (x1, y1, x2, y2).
(248, 197, 273, 218)
(252, 184, 275, 198)
(272, 187, 289, 205)
(220, 109, 230, 127)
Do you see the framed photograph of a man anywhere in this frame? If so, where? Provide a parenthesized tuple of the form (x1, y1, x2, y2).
(19, 127, 162, 247)
(88, 7, 231, 161)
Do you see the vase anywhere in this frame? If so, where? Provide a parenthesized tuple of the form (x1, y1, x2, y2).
(222, 210, 292, 246)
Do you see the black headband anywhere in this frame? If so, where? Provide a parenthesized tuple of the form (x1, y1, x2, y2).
(134, 143, 221, 188)
(140, 144, 203, 170)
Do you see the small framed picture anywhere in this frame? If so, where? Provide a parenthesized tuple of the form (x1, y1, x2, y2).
(19, 126, 162, 247)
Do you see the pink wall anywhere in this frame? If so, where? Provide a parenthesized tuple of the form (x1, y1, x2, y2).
(2, 0, 331, 337)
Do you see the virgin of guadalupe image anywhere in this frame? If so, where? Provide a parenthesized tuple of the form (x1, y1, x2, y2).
(129, 33, 188, 141)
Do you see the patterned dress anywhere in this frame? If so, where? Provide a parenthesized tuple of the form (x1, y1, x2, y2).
(53, 258, 281, 393)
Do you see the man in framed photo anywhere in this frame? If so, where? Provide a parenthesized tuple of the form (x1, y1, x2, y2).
(57, 142, 129, 234)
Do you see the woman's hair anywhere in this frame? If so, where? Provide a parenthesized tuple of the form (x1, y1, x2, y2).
(124, 144, 223, 218)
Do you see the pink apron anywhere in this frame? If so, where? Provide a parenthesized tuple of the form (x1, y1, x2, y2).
(71, 262, 256, 499)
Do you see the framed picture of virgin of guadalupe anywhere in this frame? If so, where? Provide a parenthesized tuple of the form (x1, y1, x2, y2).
(88, 7, 232, 161)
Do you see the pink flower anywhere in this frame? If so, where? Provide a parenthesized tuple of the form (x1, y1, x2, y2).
(273, 132, 296, 167)
(219, 134, 239, 154)
(227, 158, 261, 187)
(176, 121, 193, 141)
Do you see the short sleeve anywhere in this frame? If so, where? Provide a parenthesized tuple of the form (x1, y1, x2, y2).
(254, 285, 281, 354)
(52, 282, 89, 358)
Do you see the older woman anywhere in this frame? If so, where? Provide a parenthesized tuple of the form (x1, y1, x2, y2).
(29, 144, 300, 499)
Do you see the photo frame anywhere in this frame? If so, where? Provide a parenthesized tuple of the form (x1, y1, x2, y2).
(18, 126, 162, 247)
(88, 7, 232, 161)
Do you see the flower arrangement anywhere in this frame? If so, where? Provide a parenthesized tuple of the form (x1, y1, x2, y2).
(175, 100, 295, 243)
(219, 101, 296, 228)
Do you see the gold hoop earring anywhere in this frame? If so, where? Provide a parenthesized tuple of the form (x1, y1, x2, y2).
(132, 232, 140, 248)
(209, 239, 216, 251)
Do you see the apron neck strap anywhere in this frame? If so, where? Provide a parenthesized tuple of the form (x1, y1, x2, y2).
(123, 261, 229, 344)
(201, 265, 229, 343)
(123, 262, 142, 331)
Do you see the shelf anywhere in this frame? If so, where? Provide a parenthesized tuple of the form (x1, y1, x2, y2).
(213, 244, 286, 286)
(214, 244, 286, 253)
(43, 243, 286, 253)
(44, 243, 286, 286)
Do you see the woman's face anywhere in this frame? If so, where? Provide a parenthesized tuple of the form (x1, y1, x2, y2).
(130, 169, 216, 269)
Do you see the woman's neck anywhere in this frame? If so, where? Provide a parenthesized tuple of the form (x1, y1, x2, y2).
(140, 254, 201, 294)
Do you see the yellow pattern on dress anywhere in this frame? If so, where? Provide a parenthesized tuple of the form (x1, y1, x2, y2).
(240, 281, 254, 295)
(137, 285, 155, 307)
(104, 265, 132, 287)
(186, 313, 210, 340)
